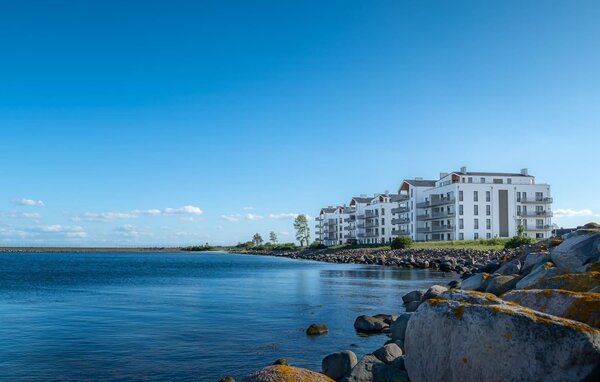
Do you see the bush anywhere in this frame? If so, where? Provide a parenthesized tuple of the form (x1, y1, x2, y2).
(503, 235, 535, 250)
(391, 236, 414, 250)
(308, 241, 327, 249)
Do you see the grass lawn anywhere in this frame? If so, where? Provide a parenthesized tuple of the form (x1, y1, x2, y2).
(411, 238, 509, 251)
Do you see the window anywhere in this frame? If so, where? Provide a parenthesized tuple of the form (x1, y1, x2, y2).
(493, 178, 503, 184)
(536, 192, 543, 201)
(459, 218, 464, 229)
(381, 228, 385, 235)
(536, 219, 544, 229)
(486, 233, 491, 239)
(517, 192, 521, 202)
(474, 219, 479, 229)
(468, 177, 473, 183)
(480, 177, 485, 183)
(459, 190, 463, 201)
(486, 191, 490, 202)
(474, 233, 479, 239)
(461, 177, 465, 183)
(507, 178, 512, 184)
(486, 205, 491, 216)
(459, 205, 464, 215)
(474, 191, 478, 202)
(411, 189, 413, 197)
(474, 205, 479, 215)
(381, 218, 385, 225)
(459, 233, 464, 240)
(517, 205, 521, 215)
(486, 219, 491, 230)
(522, 192, 527, 201)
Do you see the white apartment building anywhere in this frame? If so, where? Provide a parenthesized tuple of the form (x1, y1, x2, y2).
(315, 206, 355, 246)
(359, 193, 396, 244)
(392, 168, 553, 241)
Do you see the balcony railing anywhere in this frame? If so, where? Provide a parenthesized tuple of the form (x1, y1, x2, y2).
(417, 225, 456, 234)
(518, 211, 553, 217)
(391, 194, 409, 202)
(344, 217, 356, 223)
(392, 217, 410, 225)
(357, 214, 365, 220)
(416, 211, 456, 221)
(524, 225, 552, 231)
(417, 197, 456, 209)
(344, 233, 356, 239)
(521, 197, 553, 204)
(391, 206, 409, 214)
(365, 221, 380, 228)
(392, 228, 410, 236)
(365, 211, 379, 218)
(356, 223, 365, 229)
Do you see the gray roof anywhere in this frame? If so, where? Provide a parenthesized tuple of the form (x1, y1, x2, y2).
(454, 171, 532, 177)
(320, 207, 337, 213)
(351, 197, 373, 203)
(404, 179, 436, 187)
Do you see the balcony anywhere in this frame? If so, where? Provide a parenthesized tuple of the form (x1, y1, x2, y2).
(417, 197, 456, 209)
(524, 225, 552, 231)
(344, 224, 355, 231)
(344, 217, 356, 223)
(315, 217, 323, 222)
(391, 206, 409, 214)
(417, 225, 456, 234)
(357, 214, 365, 220)
(391, 194, 409, 202)
(365, 221, 380, 229)
(518, 211, 553, 218)
(392, 217, 410, 225)
(416, 211, 456, 221)
(365, 211, 379, 218)
(520, 197, 553, 204)
(344, 233, 356, 239)
(392, 228, 410, 236)
(365, 231, 379, 238)
(356, 223, 365, 229)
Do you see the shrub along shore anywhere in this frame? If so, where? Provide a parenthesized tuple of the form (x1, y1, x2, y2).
(225, 224, 600, 382)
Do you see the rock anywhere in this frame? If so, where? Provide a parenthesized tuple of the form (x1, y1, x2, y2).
(373, 314, 397, 325)
(420, 285, 448, 302)
(523, 252, 550, 271)
(461, 272, 490, 291)
(353, 315, 388, 333)
(516, 261, 563, 289)
(219, 377, 235, 382)
(551, 230, 600, 272)
(494, 259, 521, 275)
(345, 355, 408, 382)
(389, 313, 412, 342)
(440, 261, 453, 272)
(404, 301, 420, 312)
(404, 299, 600, 382)
(401, 290, 424, 304)
(372, 343, 403, 364)
(528, 271, 600, 292)
(438, 289, 506, 305)
(590, 286, 600, 293)
(390, 355, 405, 371)
(243, 365, 334, 382)
(306, 324, 328, 336)
(447, 280, 461, 289)
(273, 359, 290, 366)
(480, 261, 501, 273)
(503, 289, 600, 328)
(484, 274, 519, 296)
(321, 350, 357, 381)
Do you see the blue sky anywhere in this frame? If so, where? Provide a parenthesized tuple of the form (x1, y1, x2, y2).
(0, 0, 599, 246)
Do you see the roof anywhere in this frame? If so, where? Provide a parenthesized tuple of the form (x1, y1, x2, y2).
(351, 197, 373, 203)
(403, 179, 437, 187)
(453, 171, 533, 177)
(320, 207, 337, 214)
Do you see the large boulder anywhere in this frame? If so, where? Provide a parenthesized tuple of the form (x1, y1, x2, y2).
(372, 343, 403, 364)
(528, 271, 600, 292)
(402, 290, 425, 304)
(484, 274, 519, 296)
(404, 301, 420, 312)
(503, 289, 600, 328)
(322, 350, 357, 381)
(243, 365, 334, 382)
(516, 262, 563, 289)
(551, 229, 600, 273)
(389, 313, 412, 342)
(523, 252, 550, 272)
(354, 315, 388, 333)
(494, 259, 521, 275)
(404, 299, 600, 382)
(346, 354, 408, 382)
(438, 289, 507, 305)
(461, 272, 490, 291)
(420, 285, 448, 301)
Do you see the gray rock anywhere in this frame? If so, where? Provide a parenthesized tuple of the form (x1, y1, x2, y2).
(461, 272, 490, 291)
(402, 290, 424, 304)
(306, 323, 328, 336)
(354, 315, 388, 333)
(515, 262, 563, 289)
(551, 231, 600, 273)
(523, 252, 550, 272)
(421, 285, 448, 302)
(404, 301, 420, 312)
(243, 365, 334, 382)
(346, 354, 409, 382)
(273, 358, 289, 366)
(484, 274, 519, 296)
(438, 289, 507, 305)
(372, 343, 403, 364)
(219, 377, 235, 382)
(494, 259, 521, 275)
(322, 350, 357, 381)
(404, 299, 600, 382)
(373, 314, 397, 325)
(390, 355, 405, 371)
(389, 313, 412, 342)
(447, 280, 461, 289)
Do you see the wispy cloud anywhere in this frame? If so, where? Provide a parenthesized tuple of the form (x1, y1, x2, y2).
(268, 213, 299, 220)
(15, 198, 44, 207)
(243, 206, 254, 211)
(114, 225, 145, 238)
(0, 211, 42, 220)
(221, 213, 264, 222)
(554, 208, 600, 218)
(37, 225, 87, 238)
(72, 205, 203, 222)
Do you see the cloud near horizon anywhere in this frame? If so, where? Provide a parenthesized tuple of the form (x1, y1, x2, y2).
(72, 205, 203, 222)
(554, 208, 600, 218)
(15, 198, 44, 207)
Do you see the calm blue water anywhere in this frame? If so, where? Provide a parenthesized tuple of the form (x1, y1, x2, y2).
(0, 252, 452, 381)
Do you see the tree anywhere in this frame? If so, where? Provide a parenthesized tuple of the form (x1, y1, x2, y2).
(269, 231, 278, 244)
(252, 233, 264, 246)
(293, 214, 310, 246)
(391, 236, 414, 249)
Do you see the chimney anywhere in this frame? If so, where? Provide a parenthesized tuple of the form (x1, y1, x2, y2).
(521, 168, 528, 175)
(460, 166, 467, 173)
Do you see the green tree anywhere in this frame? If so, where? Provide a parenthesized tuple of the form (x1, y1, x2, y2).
(293, 214, 310, 246)
(391, 236, 414, 249)
(252, 233, 264, 246)
(269, 231, 278, 244)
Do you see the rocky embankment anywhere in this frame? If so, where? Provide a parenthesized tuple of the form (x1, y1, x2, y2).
(234, 246, 516, 276)
(226, 223, 600, 382)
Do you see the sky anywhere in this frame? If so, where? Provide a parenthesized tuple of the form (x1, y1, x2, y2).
(0, 0, 599, 246)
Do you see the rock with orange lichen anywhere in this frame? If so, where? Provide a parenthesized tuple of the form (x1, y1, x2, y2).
(502, 289, 600, 328)
(404, 299, 600, 382)
(528, 271, 600, 292)
(551, 225, 600, 273)
(438, 289, 507, 306)
(242, 365, 334, 382)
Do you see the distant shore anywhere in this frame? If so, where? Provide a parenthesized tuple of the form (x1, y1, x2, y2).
(0, 247, 183, 253)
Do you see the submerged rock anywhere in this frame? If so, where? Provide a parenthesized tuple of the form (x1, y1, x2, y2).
(404, 299, 600, 382)
(306, 324, 329, 336)
(243, 365, 334, 382)
(353, 315, 388, 333)
(321, 350, 357, 381)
